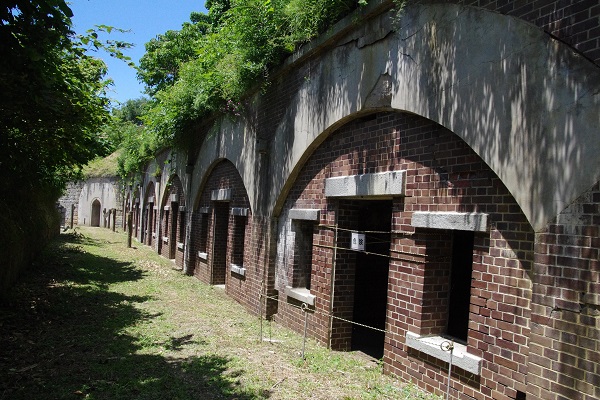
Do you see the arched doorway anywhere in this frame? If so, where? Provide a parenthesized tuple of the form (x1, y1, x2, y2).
(91, 199, 101, 227)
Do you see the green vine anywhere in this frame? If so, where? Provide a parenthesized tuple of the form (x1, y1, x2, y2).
(117, 0, 385, 178)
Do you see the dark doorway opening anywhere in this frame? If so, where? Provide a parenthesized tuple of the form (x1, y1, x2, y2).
(212, 202, 229, 285)
(350, 200, 392, 359)
(446, 230, 474, 342)
(91, 200, 101, 227)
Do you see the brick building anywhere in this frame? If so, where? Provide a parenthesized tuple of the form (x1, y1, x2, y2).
(118, 2, 600, 399)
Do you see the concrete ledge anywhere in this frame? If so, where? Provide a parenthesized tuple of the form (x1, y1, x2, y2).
(231, 207, 249, 217)
(411, 211, 488, 232)
(325, 171, 406, 198)
(230, 264, 246, 277)
(162, 236, 169, 244)
(211, 188, 232, 201)
(163, 205, 170, 211)
(289, 208, 320, 221)
(198, 207, 210, 214)
(197, 251, 208, 261)
(179, 206, 186, 212)
(177, 242, 184, 250)
(285, 286, 316, 306)
(405, 332, 481, 375)
(170, 193, 179, 203)
(148, 196, 154, 203)
(152, 233, 156, 238)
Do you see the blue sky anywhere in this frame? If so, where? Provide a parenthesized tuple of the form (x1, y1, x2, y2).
(69, 0, 207, 105)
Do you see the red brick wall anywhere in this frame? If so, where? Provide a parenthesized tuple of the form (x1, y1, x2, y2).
(274, 111, 535, 400)
(143, 182, 155, 247)
(190, 210, 210, 282)
(190, 160, 264, 314)
(159, 209, 169, 257)
(159, 175, 185, 265)
(175, 207, 186, 267)
(528, 182, 600, 400)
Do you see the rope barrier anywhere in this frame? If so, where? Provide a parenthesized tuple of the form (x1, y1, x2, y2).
(259, 292, 391, 345)
(256, 223, 442, 358)
(312, 242, 426, 261)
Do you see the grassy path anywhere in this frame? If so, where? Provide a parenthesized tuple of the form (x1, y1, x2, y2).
(0, 227, 439, 400)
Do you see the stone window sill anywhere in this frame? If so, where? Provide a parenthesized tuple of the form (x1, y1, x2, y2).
(285, 286, 316, 306)
(162, 236, 169, 243)
(405, 332, 481, 376)
(230, 264, 246, 277)
(177, 242, 184, 250)
(197, 251, 208, 261)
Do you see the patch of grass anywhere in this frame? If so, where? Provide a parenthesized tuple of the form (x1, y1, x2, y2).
(82, 150, 122, 178)
(0, 227, 441, 400)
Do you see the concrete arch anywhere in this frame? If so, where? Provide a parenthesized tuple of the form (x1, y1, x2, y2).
(267, 3, 600, 231)
(192, 157, 225, 210)
(192, 157, 252, 213)
(189, 118, 265, 216)
(160, 174, 185, 208)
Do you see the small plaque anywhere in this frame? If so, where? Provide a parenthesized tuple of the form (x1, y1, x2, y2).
(351, 232, 365, 251)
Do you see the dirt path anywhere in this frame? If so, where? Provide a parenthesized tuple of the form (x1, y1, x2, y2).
(0, 227, 439, 400)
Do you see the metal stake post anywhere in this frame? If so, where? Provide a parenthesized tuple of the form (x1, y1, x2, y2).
(441, 340, 455, 400)
(301, 303, 309, 359)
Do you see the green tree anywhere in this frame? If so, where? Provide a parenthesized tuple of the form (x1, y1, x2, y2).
(0, 0, 128, 291)
(138, 17, 211, 96)
(113, 98, 149, 126)
(141, 0, 365, 146)
(0, 0, 130, 190)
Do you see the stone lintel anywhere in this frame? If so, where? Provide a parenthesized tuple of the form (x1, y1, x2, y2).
(325, 171, 406, 198)
(231, 207, 249, 217)
(411, 211, 488, 232)
(289, 208, 320, 221)
(211, 188, 232, 201)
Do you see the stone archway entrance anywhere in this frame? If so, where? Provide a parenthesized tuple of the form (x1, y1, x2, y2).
(91, 199, 101, 227)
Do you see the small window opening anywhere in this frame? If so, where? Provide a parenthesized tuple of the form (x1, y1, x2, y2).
(292, 220, 314, 290)
(232, 215, 246, 266)
(446, 230, 474, 343)
(199, 213, 209, 253)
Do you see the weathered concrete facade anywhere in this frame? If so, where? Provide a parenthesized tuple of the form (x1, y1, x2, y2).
(58, 178, 122, 230)
(118, 2, 600, 399)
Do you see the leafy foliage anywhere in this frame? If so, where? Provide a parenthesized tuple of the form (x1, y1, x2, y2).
(138, 22, 210, 96)
(118, 1, 408, 182)
(134, 0, 371, 150)
(0, 0, 134, 191)
(0, 0, 131, 290)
